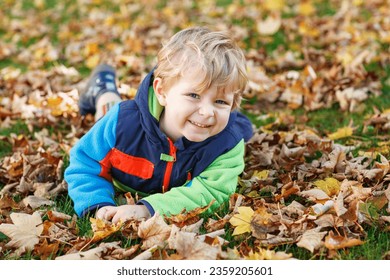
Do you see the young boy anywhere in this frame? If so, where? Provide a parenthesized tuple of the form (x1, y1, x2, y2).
(64, 26, 253, 224)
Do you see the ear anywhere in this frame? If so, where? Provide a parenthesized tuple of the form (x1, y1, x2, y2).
(153, 77, 167, 106)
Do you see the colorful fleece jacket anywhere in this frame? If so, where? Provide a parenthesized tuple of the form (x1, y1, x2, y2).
(65, 70, 253, 217)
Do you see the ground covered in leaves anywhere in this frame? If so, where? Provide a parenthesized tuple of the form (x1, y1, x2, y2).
(0, 0, 390, 260)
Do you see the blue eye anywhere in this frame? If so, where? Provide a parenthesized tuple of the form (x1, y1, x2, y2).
(216, 100, 228, 105)
(188, 93, 200, 99)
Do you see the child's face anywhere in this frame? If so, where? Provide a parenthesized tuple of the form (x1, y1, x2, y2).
(154, 71, 234, 142)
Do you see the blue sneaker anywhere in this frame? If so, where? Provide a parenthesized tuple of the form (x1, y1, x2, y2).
(78, 64, 120, 116)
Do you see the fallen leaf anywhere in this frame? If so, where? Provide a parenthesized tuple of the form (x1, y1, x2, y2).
(90, 218, 122, 243)
(165, 200, 214, 227)
(167, 225, 220, 260)
(327, 127, 353, 140)
(0, 194, 20, 209)
(34, 238, 59, 260)
(296, 227, 327, 253)
(250, 206, 275, 239)
(138, 213, 171, 250)
(313, 177, 341, 196)
(47, 210, 72, 223)
(299, 189, 330, 202)
(324, 231, 364, 250)
(22, 195, 55, 209)
(0, 211, 43, 256)
(229, 207, 254, 236)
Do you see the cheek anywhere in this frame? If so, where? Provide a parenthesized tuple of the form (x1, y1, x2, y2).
(217, 111, 231, 128)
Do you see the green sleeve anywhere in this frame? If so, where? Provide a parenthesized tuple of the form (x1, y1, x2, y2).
(142, 139, 245, 216)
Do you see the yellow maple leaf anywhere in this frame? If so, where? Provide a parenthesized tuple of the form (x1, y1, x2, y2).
(229, 207, 254, 236)
(90, 218, 122, 243)
(253, 170, 269, 180)
(327, 126, 353, 140)
(313, 177, 341, 196)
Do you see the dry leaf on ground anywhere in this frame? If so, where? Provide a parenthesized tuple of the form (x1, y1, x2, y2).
(138, 213, 171, 250)
(0, 211, 43, 256)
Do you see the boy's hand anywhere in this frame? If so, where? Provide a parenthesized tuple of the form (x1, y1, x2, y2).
(96, 205, 151, 224)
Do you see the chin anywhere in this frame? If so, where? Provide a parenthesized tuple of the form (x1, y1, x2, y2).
(185, 135, 208, 142)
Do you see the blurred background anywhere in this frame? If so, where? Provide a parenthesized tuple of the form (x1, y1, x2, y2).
(1, 0, 389, 121)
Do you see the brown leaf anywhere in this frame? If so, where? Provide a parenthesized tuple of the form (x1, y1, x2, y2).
(34, 238, 59, 260)
(124, 192, 136, 205)
(324, 231, 364, 250)
(250, 206, 276, 239)
(314, 214, 344, 228)
(164, 200, 214, 227)
(296, 227, 327, 253)
(138, 213, 171, 250)
(322, 147, 346, 172)
(274, 181, 300, 202)
(22, 195, 54, 209)
(107, 244, 140, 260)
(205, 217, 228, 232)
(299, 189, 330, 202)
(47, 210, 72, 223)
(0, 194, 20, 210)
(167, 225, 220, 260)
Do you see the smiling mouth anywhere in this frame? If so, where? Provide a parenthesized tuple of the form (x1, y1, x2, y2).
(189, 120, 212, 128)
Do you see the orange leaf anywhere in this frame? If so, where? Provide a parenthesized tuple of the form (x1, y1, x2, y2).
(34, 238, 59, 260)
(324, 231, 364, 250)
(165, 200, 214, 227)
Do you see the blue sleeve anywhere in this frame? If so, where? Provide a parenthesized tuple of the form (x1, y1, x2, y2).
(64, 103, 120, 216)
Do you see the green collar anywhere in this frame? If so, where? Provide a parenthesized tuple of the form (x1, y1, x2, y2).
(148, 86, 163, 121)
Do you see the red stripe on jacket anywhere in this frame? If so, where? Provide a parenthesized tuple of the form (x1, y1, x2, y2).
(162, 138, 177, 193)
(99, 148, 154, 180)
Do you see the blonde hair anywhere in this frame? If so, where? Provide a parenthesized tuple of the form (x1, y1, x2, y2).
(154, 26, 247, 109)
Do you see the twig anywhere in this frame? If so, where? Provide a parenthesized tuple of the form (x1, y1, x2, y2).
(198, 229, 225, 241)
(40, 235, 74, 246)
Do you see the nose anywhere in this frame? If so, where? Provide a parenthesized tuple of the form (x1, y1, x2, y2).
(198, 102, 215, 117)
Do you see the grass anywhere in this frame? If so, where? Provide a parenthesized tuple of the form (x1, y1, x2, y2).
(339, 229, 390, 260)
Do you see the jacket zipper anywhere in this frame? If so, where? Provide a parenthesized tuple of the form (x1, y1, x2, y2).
(162, 137, 177, 193)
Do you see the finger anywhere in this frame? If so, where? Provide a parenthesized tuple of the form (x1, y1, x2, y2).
(112, 213, 120, 224)
(95, 208, 106, 219)
(104, 208, 117, 221)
